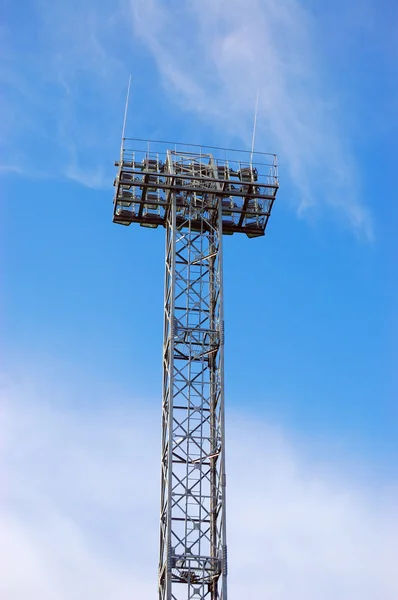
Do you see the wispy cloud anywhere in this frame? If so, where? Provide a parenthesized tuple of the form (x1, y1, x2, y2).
(0, 165, 23, 175)
(1, 371, 397, 599)
(1, 0, 128, 187)
(0, 0, 377, 236)
(130, 0, 373, 238)
(65, 165, 110, 190)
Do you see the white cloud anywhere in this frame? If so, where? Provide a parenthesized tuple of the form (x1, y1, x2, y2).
(1, 373, 397, 599)
(2, 0, 374, 237)
(130, 0, 373, 239)
(1, 0, 128, 186)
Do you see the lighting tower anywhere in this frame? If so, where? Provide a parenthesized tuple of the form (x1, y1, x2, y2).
(113, 137, 278, 600)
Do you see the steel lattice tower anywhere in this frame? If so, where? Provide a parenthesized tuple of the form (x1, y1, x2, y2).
(113, 138, 278, 600)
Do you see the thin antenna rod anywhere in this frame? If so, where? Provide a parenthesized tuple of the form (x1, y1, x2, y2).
(250, 89, 260, 164)
(122, 75, 132, 141)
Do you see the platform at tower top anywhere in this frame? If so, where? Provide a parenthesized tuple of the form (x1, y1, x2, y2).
(113, 138, 279, 237)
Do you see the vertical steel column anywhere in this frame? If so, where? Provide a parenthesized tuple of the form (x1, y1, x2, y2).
(159, 187, 177, 599)
(159, 152, 227, 600)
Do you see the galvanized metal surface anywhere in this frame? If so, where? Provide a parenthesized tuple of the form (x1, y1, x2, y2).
(113, 139, 278, 238)
(113, 139, 278, 600)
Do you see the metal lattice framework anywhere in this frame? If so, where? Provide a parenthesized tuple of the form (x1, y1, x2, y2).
(113, 139, 278, 600)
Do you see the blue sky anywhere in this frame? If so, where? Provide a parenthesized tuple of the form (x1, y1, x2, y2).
(1, 1, 398, 598)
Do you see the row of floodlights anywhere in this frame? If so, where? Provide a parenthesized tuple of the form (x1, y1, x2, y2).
(116, 158, 261, 183)
(116, 193, 266, 213)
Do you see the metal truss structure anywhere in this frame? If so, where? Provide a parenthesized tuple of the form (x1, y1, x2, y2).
(113, 139, 278, 600)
